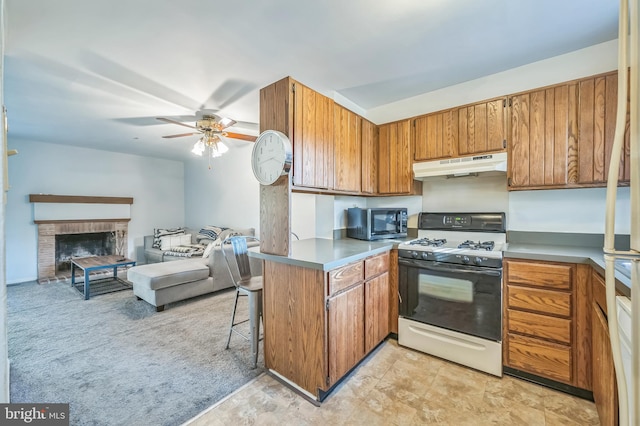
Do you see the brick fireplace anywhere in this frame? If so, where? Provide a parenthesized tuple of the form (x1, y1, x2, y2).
(30, 194, 133, 283)
(37, 220, 129, 282)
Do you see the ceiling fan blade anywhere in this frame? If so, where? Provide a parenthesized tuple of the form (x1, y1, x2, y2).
(157, 117, 198, 129)
(225, 132, 257, 142)
(162, 132, 200, 138)
(219, 117, 237, 130)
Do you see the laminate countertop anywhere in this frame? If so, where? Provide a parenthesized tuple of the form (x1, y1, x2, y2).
(248, 237, 405, 271)
(505, 241, 631, 297)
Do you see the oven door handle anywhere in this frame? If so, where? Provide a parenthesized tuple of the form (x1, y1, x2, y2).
(399, 258, 502, 277)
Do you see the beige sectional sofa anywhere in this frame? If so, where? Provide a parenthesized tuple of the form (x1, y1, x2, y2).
(128, 227, 261, 311)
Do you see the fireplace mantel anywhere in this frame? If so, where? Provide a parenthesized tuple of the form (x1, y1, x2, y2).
(29, 194, 133, 204)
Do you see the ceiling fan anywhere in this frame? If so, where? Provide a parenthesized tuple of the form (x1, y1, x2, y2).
(158, 114, 257, 165)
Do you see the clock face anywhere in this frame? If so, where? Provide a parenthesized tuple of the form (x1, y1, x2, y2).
(251, 130, 292, 185)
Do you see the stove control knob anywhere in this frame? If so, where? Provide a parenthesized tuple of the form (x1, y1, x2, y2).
(474, 257, 483, 265)
(422, 252, 430, 260)
(410, 251, 419, 259)
(462, 255, 470, 264)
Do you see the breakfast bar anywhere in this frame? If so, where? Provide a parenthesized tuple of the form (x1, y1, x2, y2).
(249, 238, 397, 402)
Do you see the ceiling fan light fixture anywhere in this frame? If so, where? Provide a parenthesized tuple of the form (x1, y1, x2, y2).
(210, 141, 228, 157)
(191, 139, 205, 156)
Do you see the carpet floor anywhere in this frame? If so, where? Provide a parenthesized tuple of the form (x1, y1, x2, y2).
(7, 280, 264, 426)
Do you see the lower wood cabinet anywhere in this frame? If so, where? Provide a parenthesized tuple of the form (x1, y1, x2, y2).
(263, 251, 390, 399)
(591, 270, 619, 426)
(503, 259, 591, 390)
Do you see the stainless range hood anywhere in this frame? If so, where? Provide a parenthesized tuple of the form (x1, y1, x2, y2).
(413, 152, 507, 179)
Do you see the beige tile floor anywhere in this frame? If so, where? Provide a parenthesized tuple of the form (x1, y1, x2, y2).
(186, 339, 600, 425)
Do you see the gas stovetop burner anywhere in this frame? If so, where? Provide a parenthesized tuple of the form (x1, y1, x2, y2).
(408, 238, 447, 247)
(458, 240, 495, 251)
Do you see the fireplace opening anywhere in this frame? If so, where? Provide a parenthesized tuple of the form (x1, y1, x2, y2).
(55, 232, 115, 273)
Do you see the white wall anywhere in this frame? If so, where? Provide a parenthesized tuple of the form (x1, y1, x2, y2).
(5, 139, 185, 283)
(509, 187, 630, 234)
(184, 141, 260, 232)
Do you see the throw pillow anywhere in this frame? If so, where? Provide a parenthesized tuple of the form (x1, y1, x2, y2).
(159, 234, 192, 251)
(202, 242, 215, 259)
(152, 227, 185, 249)
(196, 225, 227, 243)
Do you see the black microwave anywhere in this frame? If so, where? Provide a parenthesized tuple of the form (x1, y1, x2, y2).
(347, 208, 408, 241)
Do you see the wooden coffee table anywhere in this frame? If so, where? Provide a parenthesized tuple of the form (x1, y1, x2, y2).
(70, 255, 136, 300)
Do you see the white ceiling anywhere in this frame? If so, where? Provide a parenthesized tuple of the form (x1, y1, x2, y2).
(4, 0, 619, 161)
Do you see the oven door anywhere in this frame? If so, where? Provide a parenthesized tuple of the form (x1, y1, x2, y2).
(398, 257, 502, 342)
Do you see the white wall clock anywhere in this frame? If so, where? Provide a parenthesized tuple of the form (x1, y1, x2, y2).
(251, 130, 293, 185)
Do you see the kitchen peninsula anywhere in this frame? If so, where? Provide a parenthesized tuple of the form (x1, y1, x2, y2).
(249, 238, 398, 401)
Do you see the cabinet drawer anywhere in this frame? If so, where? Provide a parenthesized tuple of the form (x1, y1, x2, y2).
(365, 252, 389, 280)
(507, 261, 573, 290)
(329, 261, 364, 295)
(508, 285, 571, 317)
(507, 334, 572, 384)
(507, 309, 571, 344)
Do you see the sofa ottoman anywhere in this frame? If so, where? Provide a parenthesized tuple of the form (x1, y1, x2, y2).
(128, 259, 213, 312)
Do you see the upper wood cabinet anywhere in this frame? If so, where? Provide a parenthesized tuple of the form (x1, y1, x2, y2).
(509, 83, 579, 188)
(412, 98, 505, 162)
(361, 119, 378, 194)
(292, 81, 334, 189)
(413, 109, 458, 161)
(333, 104, 362, 192)
(578, 72, 631, 185)
(508, 70, 631, 190)
(458, 98, 507, 156)
(378, 120, 413, 194)
(259, 77, 333, 190)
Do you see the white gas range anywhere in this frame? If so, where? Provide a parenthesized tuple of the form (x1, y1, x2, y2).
(397, 212, 506, 377)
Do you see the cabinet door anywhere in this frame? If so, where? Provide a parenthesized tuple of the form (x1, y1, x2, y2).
(578, 71, 631, 185)
(378, 120, 412, 194)
(458, 98, 506, 156)
(327, 284, 365, 386)
(508, 84, 579, 188)
(361, 119, 378, 194)
(591, 302, 618, 426)
(333, 104, 362, 192)
(413, 109, 458, 161)
(365, 272, 389, 353)
(292, 82, 334, 189)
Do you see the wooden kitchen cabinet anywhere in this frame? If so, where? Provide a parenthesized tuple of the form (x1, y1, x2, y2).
(508, 82, 579, 189)
(364, 252, 390, 353)
(333, 104, 362, 192)
(328, 283, 365, 385)
(263, 251, 391, 399)
(508, 70, 630, 190)
(361, 118, 378, 194)
(591, 269, 619, 426)
(259, 77, 333, 190)
(577, 71, 631, 185)
(413, 109, 458, 161)
(503, 259, 591, 390)
(378, 120, 413, 194)
(457, 97, 507, 156)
